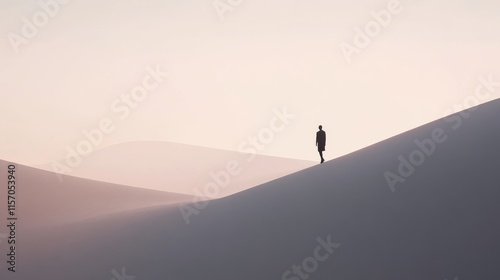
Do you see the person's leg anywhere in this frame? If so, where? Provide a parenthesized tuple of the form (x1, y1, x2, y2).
(319, 151, 324, 163)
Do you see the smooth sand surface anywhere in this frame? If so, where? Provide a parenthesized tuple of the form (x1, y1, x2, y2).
(2, 100, 500, 279)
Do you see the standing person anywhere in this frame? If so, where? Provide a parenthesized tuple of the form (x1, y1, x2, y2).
(316, 125, 326, 163)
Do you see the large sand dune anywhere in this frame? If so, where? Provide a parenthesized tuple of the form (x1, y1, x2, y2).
(2, 100, 500, 279)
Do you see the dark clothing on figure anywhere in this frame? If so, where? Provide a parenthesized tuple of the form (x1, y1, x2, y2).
(316, 130, 326, 152)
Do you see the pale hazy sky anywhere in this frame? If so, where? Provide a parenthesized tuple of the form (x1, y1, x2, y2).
(1, 0, 499, 165)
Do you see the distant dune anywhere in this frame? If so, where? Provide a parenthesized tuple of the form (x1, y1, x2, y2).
(0, 161, 193, 230)
(2, 100, 500, 279)
(35, 141, 315, 197)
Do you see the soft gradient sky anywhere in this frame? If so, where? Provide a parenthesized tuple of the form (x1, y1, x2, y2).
(1, 0, 499, 165)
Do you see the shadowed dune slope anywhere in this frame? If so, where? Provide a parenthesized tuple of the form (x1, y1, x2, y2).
(4, 100, 500, 280)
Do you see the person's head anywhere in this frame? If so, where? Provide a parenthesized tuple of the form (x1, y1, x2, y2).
(318, 125, 323, 130)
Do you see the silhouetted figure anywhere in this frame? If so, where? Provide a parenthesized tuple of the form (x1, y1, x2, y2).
(316, 125, 326, 163)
